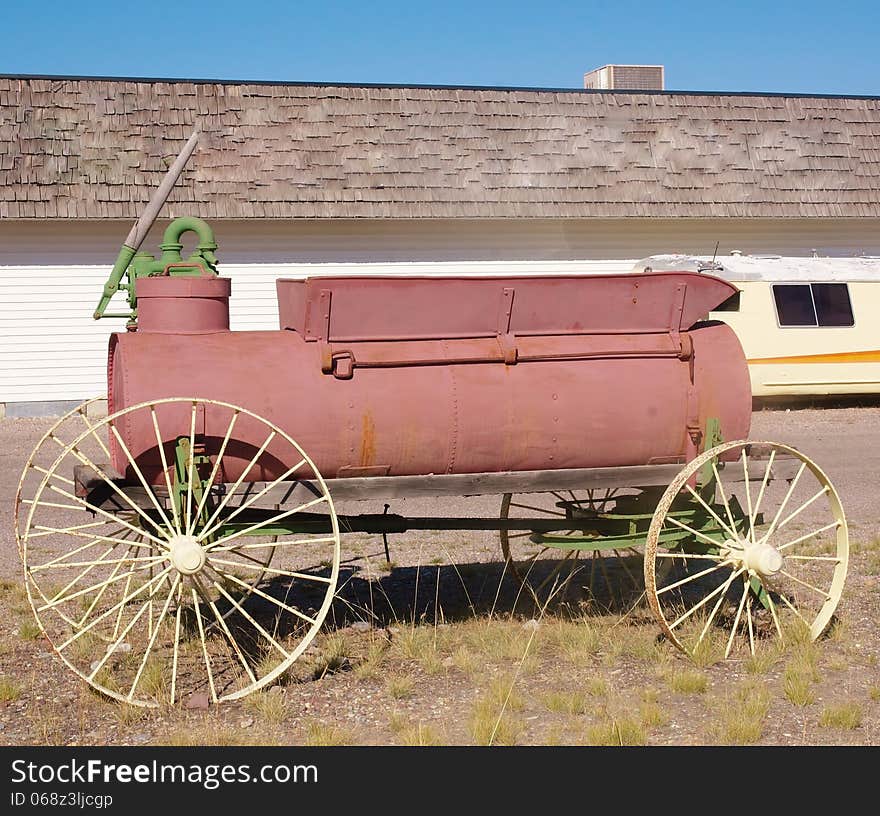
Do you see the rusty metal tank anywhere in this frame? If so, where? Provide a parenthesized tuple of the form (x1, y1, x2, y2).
(107, 272, 751, 483)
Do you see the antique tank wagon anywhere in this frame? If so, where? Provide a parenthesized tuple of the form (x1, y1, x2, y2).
(14, 135, 849, 707)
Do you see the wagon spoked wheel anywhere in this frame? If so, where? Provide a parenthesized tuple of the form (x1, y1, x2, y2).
(644, 440, 848, 660)
(17, 397, 341, 707)
(15, 396, 108, 551)
(500, 488, 644, 608)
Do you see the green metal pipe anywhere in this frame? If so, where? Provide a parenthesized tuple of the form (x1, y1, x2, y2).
(160, 216, 217, 253)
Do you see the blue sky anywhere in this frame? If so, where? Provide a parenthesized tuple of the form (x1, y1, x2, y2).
(2, 0, 878, 95)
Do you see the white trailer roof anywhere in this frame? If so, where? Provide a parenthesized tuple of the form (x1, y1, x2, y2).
(631, 254, 880, 282)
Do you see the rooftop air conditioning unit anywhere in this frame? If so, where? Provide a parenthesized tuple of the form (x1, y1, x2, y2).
(583, 64, 664, 90)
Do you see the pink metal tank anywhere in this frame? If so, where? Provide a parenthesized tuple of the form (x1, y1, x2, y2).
(107, 272, 751, 484)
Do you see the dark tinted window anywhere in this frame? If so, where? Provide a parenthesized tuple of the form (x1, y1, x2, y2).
(773, 285, 816, 326)
(773, 283, 854, 327)
(812, 283, 854, 326)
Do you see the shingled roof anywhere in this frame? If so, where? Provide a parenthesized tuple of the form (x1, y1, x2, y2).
(2, 75, 879, 220)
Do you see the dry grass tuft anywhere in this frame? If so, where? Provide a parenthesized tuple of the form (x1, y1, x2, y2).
(351, 639, 390, 681)
(745, 645, 784, 675)
(714, 680, 771, 745)
(638, 690, 669, 728)
(818, 702, 862, 730)
(244, 691, 288, 725)
(541, 690, 590, 715)
(584, 715, 647, 746)
(783, 663, 816, 707)
(386, 673, 415, 700)
(309, 634, 350, 679)
(666, 668, 708, 694)
(397, 721, 444, 746)
(18, 619, 41, 640)
(470, 674, 526, 746)
(0, 675, 22, 702)
(157, 718, 273, 746)
(304, 720, 354, 746)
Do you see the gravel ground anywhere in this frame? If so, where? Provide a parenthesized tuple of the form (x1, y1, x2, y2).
(1, 403, 878, 746)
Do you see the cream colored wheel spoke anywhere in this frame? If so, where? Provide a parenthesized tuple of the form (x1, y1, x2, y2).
(197, 458, 307, 541)
(759, 462, 807, 544)
(778, 521, 841, 552)
(60, 443, 170, 543)
(749, 449, 776, 543)
(43, 482, 169, 549)
(198, 430, 279, 537)
(776, 570, 832, 600)
(15, 397, 106, 545)
(740, 450, 754, 541)
(18, 397, 341, 707)
(191, 587, 218, 704)
(664, 514, 734, 549)
(58, 566, 174, 651)
(669, 568, 746, 631)
(201, 495, 328, 550)
(645, 440, 848, 659)
(725, 580, 751, 658)
(776, 486, 830, 532)
(108, 422, 178, 535)
(184, 401, 198, 536)
(170, 587, 184, 705)
(191, 575, 258, 686)
(31, 525, 156, 552)
(209, 567, 318, 626)
(656, 551, 725, 562)
(207, 557, 334, 585)
(211, 535, 337, 553)
(189, 409, 240, 532)
(37, 557, 167, 612)
(684, 483, 737, 540)
(76, 545, 137, 629)
(126, 575, 181, 701)
(743, 593, 755, 655)
(655, 559, 733, 596)
(713, 461, 738, 533)
(151, 406, 181, 535)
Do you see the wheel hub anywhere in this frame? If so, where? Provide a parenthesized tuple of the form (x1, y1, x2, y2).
(724, 537, 784, 578)
(168, 534, 206, 575)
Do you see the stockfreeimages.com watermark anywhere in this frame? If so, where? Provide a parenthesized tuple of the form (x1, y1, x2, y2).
(10, 757, 318, 791)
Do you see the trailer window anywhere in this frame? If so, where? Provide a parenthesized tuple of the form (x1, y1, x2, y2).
(812, 283, 854, 326)
(772, 283, 854, 327)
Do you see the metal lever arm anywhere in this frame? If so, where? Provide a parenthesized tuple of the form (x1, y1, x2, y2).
(93, 129, 200, 319)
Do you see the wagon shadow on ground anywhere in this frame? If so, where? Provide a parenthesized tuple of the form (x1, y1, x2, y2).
(239, 541, 839, 684)
(252, 548, 655, 636)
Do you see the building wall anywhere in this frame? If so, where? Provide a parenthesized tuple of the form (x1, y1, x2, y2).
(2, 217, 879, 414)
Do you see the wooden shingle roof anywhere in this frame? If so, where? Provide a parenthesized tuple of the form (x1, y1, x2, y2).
(2, 75, 879, 220)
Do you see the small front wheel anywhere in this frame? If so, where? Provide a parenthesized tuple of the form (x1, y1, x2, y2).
(644, 440, 848, 659)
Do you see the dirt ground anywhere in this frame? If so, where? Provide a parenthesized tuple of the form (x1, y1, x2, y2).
(1, 402, 878, 746)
